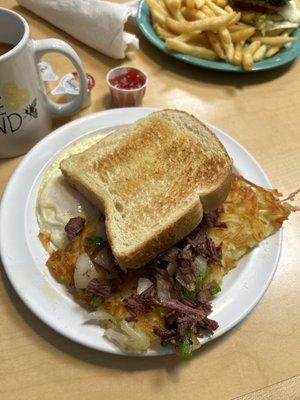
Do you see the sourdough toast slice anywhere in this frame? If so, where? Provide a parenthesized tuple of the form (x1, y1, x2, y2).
(60, 110, 232, 269)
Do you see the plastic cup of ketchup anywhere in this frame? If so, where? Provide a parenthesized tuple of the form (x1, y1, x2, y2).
(106, 66, 148, 107)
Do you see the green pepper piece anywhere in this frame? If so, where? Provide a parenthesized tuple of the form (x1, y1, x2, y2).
(177, 332, 193, 360)
(85, 235, 105, 250)
(182, 286, 196, 302)
(182, 273, 205, 301)
(209, 281, 221, 296)
(195, 275, 203, 292)
(90, 296, 102, 308)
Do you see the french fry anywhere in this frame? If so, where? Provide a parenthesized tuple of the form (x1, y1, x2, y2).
(150, 8, 166, 26)
(202, 5, 215, 17)
(242, 48, 252, 70)
(170, 0, 182, 9)
(228, 11, 241, 25)
(164, 0, 185, 21)
(182, 7, 207, 20)
(250, 36, 296, 45)
(176, 31, 202, 41)
(214, 0, 228, 6)
(195, 0, 205, 8)
(204, 1, 234, 61)
(166, 37, 219, 59)
(166, 13, 236, 33)
(156, 0, 171, 14)
(219, 28, 231, 45)
(147, 0, 169, 17)
(253, 44, 267, 61)
(154, 23, 176, 39)
(207, 31, 226, 59)
(219, 28, 234, 61)
(232, 42, 244, 65)
(242, 40, 260, 70)
(186, 0, 195, 8)
(205, 0, 227, 15)
(186, 0, 204, 8)
(266, 45, 281, 57)
(225, 5, 233, 12)
(177, 10, 186, 21)
(180, 6, 187, 17)
(166, 18, 185, 34)
(228, 23, 251, 31)
(196, 10, 208, 19)
(202, 0, 234, 61)
(243, 43, 249, 52)
(230, 27, 256, 43)
(262, 29, 296, 55)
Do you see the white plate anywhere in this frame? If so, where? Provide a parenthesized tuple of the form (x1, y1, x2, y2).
(0, 107, 282, 356)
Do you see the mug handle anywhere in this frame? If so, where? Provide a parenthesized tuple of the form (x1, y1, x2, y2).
(32, 38, 87, 117)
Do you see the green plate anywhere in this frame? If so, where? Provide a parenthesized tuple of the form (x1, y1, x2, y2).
(136, 0, 300, 72)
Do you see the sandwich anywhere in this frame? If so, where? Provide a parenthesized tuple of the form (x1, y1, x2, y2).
(231, 0, 300, 34)
(37, 110, 298, 358)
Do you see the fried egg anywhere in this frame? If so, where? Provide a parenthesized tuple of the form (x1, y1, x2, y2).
(36, 134, 104, 249)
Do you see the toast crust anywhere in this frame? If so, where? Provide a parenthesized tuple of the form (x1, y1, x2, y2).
(109, 196, 203, 268)
(60, 110, 232, 269)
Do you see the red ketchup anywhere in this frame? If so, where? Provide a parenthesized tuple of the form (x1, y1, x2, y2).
(109, 69, 146, 90)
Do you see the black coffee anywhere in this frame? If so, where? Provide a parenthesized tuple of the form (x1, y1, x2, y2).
(0, 42, 14, 56)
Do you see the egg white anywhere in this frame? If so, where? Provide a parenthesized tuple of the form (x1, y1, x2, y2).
(36, 134, 105, 249)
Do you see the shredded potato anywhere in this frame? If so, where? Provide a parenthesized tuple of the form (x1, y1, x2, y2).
(46, 222, 98, 286)
(208, 175, 297, 272)
(38, 232, 53, 255)
(42, 174, 298, 351)
(46, 225, 94, 286)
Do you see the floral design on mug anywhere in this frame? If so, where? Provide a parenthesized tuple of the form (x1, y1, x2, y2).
(24, 98, 38, 119)
(2, 81, 30, 112)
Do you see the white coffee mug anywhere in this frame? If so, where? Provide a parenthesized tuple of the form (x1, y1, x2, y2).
(0, 8, 88, 158)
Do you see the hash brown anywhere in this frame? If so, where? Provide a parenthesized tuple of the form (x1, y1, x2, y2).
(45, 174, 297, 346)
